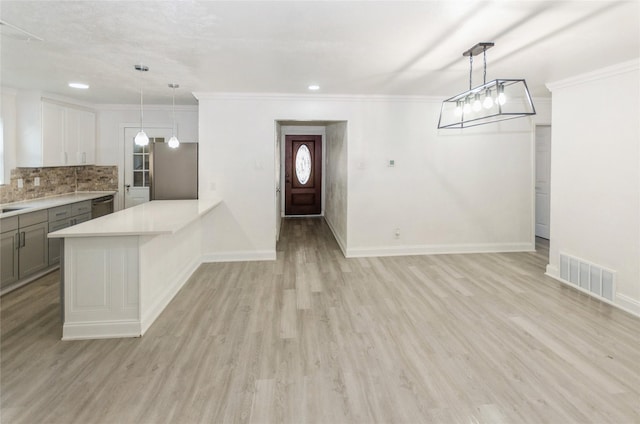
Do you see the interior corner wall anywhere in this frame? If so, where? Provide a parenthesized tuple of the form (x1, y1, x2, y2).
(325, 121, 348, 253)
(546, 62, 640, 315)
(197, 94, 547, 261)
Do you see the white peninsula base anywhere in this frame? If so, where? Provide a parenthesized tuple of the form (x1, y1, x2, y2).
(49, 199, 221, 340)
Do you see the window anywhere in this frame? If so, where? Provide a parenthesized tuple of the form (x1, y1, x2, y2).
(132, 137, 164, 187)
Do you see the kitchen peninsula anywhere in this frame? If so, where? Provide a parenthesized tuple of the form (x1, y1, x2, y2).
(49, 198, 221, 340)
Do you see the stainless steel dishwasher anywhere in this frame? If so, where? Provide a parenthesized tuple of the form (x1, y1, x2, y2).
(91, 195, 114, 218)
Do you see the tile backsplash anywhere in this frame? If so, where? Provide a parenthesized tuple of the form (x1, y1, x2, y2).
(0, 166, 118, 204)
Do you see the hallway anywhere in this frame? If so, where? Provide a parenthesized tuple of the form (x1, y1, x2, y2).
(1, 218, 639, 423)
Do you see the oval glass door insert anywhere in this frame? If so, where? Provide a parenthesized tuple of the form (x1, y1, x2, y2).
(295, 144, 312, 185)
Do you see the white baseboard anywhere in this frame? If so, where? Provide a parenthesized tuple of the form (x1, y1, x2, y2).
(63, 320, 142, 340)
(615, 293, 640, 317)
(201, 250, 276, 262)
(545, 271, 640, 319)
(545, 264, 559, 278)
(324, 216, 347, 257)
(346, 242, 535, 258)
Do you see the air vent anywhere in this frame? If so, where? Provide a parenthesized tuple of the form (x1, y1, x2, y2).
(559, 253, 615, 301)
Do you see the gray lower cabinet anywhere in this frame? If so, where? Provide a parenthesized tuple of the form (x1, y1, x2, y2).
(48, 218, 70, 266)
(1, 218, 19, 288)
(1, 211, 48, 289)
(1, 199, 97, 290)
(19, 221, 49, 278)
(48, 201, 92, 266)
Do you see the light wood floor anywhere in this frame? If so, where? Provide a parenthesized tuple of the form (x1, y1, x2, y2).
(2, 218, 639, 423)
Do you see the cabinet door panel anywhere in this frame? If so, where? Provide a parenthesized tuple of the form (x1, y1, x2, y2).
(42, 102, 66, 166)
(78, 110, 96, 164)
(19, 222, 48, 278)
(1, 231, 19, 288)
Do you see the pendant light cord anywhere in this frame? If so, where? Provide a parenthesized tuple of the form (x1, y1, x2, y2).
(139, 68, 144, 132)
(172, 86, 176, 136)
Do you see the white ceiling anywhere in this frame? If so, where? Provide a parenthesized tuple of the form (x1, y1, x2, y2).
(1, 1, 638, 106)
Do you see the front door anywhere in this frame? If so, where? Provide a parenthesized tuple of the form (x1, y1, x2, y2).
(285, 135, 322, 215)
(124, 127, 172, 208)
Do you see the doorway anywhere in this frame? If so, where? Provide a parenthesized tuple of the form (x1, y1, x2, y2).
(123, 127, 172, 209)
(285, 134, 322, 215)
(535, 125, 551, 240)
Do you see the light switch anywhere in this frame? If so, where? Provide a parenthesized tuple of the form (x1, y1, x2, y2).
(17, 178, 23, 189)
(34, 177, 40, 186)
(389, 159, 395, 167)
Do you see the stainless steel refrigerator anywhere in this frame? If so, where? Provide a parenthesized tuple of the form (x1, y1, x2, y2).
(150, 142, 198, 200)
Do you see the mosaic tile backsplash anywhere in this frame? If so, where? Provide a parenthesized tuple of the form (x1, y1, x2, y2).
(0, 166, 118, 204)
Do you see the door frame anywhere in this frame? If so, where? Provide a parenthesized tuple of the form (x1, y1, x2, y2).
(280, 125, 326, 217)
(118, 123, 173, 211)
(534, 124, 552, 240)
(532, 122, 552, 251)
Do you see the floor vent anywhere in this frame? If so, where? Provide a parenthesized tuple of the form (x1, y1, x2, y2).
(559, 253, 615, 301)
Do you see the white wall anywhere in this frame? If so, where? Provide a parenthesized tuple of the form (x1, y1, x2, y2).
(196, 93, 551, 260)
(96, 105, 198, 210)
(1, 88, 18, 184)
(325, 121, 348, 252)
(546, 60, 640, 315)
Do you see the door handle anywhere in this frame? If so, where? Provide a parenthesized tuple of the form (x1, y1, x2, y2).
(125, 184, 131, 193)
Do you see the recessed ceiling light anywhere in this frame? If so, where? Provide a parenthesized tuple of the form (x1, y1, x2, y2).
(68, 82, 89, 89)
(308, 85, 320, 91)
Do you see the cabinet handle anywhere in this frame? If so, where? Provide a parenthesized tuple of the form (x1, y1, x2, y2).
(55, 212, 66, 217)
(14, 233, 20, 249)
(20, 231, 25, 248)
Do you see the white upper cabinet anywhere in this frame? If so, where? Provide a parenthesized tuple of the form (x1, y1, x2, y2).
(41, 101, 66, 166)
(17, 91, 96, 167)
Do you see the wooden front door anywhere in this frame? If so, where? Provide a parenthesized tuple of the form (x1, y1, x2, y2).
(285, 135, 322, 215)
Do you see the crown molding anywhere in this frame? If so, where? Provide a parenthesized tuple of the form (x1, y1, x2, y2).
(95, 104, 198, 112)
(193, 91, 444, 103)
(546, 59, 640, 92)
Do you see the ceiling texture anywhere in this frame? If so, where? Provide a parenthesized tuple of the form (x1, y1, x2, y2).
(1, 1, 638, 106)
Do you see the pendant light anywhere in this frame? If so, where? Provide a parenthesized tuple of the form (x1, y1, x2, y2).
(168, 83, 180, 148)
(437, 42, 536, 129)
(134, 64, 150, 146)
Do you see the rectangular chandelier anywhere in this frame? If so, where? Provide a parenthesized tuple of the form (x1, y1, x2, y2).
(437, 43, 536, 129)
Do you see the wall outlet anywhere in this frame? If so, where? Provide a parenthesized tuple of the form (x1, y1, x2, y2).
(17, 178, 24, 189)
(394, 228, 400, 239)
(34, 177, 40, 186)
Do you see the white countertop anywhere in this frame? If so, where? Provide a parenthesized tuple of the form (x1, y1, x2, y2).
(1, 191, 117, 218)
(48, 198, 222, 238)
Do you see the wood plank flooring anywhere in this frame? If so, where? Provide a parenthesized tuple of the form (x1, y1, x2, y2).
(2, 218, 639, 423)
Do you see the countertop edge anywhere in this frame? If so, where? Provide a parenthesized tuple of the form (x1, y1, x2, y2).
(48, 198, 222, 239)
(1, 191, 117, 218)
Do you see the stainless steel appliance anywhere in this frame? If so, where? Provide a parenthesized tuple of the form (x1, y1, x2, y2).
(91, 195, 114, 218)
(150, 142, 198, 200)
